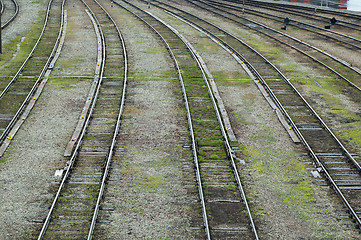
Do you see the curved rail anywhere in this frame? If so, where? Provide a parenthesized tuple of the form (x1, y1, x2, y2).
(245, 0, 361, 20)
(118, 0, 259, 238)
(1, 0, 19, 29)
(169, 19, 260, 240)
(194, 1, 361, 92)
(0, 0, 64, 146)
(1, 0, 4, 15)
(154, 0, 361, 176)
(85, 0, 128, 238)
(37, 2, 107, 238)
(210, 0, 361, 50)
(150, 12, 259, 240)
(244, 0, 361, 32)
(113, 0, 211, 238)
(152, 0, 361, 228)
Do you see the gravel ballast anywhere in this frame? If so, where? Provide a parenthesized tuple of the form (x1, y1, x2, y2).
(0, 0, 96, 238)
(1, 0, 361, 238)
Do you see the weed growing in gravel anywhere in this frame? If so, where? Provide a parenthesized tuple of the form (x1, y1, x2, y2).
(0, 36, 23, 66)
(225, 182, 236, 191)
(212, 70, 251, 86)
(195, 38, 220, 53)
(138, 174, 166, 192)
(232, 28, 283, 62)
(232, 112, 251, 125)
(0, 157, 7, 163)
(146, 47, 166, 54)
(339, 125, 361, 148)
(0, 12, 45, 76)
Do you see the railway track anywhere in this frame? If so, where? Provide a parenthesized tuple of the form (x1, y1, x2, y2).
(111, 0, 259, 238)
(245, 0, 361, 21)
(37, 0, 127, 238)
(211, 0, 361, 51)
(0, 0, 64, 147)
(148, 0, 361, 231)
(1, 0, 19, 29)
(191, 1, 361, 96)
(243, 0, 361, 33)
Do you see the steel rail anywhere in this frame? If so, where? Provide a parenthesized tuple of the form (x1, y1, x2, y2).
(126, 0, 259, 238)
(113, 0, 211, 238)
(153, 0, 361, 174)
(209, 0, 361, 50)
(195, 0, 361, 92)
(0, 0, 63, 145)
(243, 1, 361, 31)
(0, 0, 48, 102)
(1, 0, 19, 29)
(37, 2, 106, 238)
(86, 0, 127, 238)
(1, 0, 4, 15)
(146, 10, 260, 240)
(151, 0, 361, 229)
(245, 0, 361, 20)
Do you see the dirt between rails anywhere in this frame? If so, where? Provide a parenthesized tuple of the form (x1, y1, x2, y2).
(0, 0, 361, 239)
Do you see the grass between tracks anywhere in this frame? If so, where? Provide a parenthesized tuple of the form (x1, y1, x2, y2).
(240, 126, 353, 238)
(215, 71, 355, 238)
(0, 12, 45, 75)
(231, 24, 361, 157)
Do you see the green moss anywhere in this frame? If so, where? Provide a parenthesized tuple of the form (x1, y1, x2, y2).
(210, 154, 219, 159)
(233, 112, 251, 125)
(225, 182, 236, 190)
(55, 56, 83, 70)
(0, 12, 45, 76)
(138, 175, 166, 191)
(195, 37, 220, 53)
(0, 36, 23, 67)
(232, 28, 283, 62)
(83, 134, 96, 141)
(146, 46, 166, 54)
(283, 180, 315, 206)
(339, 126, 361, 147)
(241, 145, 260, 158)
(212, 70, 250, 86)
